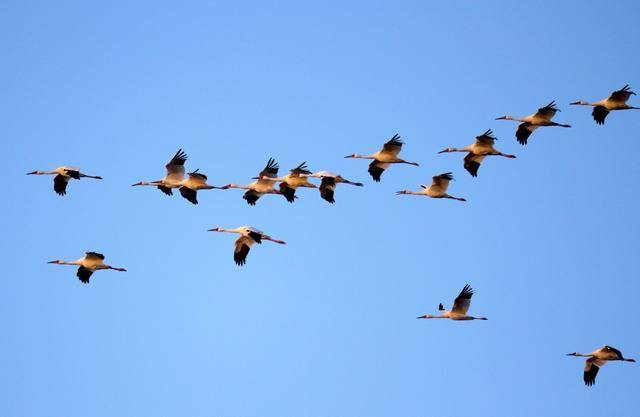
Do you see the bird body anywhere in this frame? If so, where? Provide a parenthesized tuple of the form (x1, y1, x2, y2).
(208, 226, 286, 265)
(571, 84, 638, 124)
(345, 134, 419, 182)
(438, 130, 516, 177)
(396, 172, 466, 201)
(221, 158, 283, 205)
(496, 101, 571, 145)
(567, 345, 636, 386)
(27, 166, 102, 195)
(48, 252, 126, 284)
(266, 163, 317, 203)
(417, 284, 487, 321)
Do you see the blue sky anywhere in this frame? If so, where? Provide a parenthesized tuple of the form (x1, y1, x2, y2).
(2, 1, 639, 416)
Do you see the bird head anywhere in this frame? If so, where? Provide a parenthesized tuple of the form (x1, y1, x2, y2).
(416, 314, 431, 319)
(565, 352, 579, 357)
(47, 260, 63, 264)
(495, 115, 509, 120)
(207, 227, 224, 232)
(131, 181, 147, 186)
(569, 101, 584, 105)
(438, 148, 454, 154)
(344, 154, 359, 159)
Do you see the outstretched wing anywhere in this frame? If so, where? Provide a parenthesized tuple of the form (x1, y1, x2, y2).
(464, 153, 485, 178)
(279, 182, 296, 203)
(233, 236, 255, 266)
(368, 161, 389, 182)
(451, 284, 474, 315)
(592, 106, 609, 125)
(53, 174, 69, 196)
(534, 101, 559, 121)
(85, 252, 105, 261)
(608, 84, 635, 104)
(290, 162, 311, 176)
(165, 149, 187, 182)
(516, 123, 538, 145)
(188, 169, 208, 182)
(381, 134, 403, 157)
(319, 177, 336, 203)
(475, 129, 496, 146)
(584, 358, 605, 386)
(243, 190, 261, 206)
(157, 185, 173, 195)
(77, 266, 93, 284)
(179, 186, 198, 204)
(259, 158, 279, 178)
(431, 172, 453, 192)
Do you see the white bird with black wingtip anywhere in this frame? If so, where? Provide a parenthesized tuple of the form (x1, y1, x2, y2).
(566, 345, 635, 386)
(438, 129, 516, 177)
(208, 226, 286, 266)
(48, 252, 126, 284)
(27, 166, 102, 196)
(344, 134, 419, 182)
(417, 284, 487, 321)
(396, 172, 466, 202)
(496, 101, 571, 145)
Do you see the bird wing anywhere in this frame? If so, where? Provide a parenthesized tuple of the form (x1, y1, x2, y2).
(77, 266, 93, 284)
(319, 177, 336, 203)
(584, 358, 605, 386)
(592, 106, 609, 125)
(85, 252, 105, 261)
(368, 161, 390, 182)
(234, 236, 255, 266)
(188, 169, 208, 182)
(165, 149, 187, 181)
(63, 168, 81, 179)
(289, 162, 311, 176)
(475, 129, 496, 146)
(53, 174, 69, 195)
(463, 153, 485, 178)
(534, 101, 559, 121)
(259, 158, 279, 178)
(381, 134, 403, 157)
(602, 345, 624, 360)
(431, 173, 453, 192)
(157, 185, 173, 196)
(608, 84, 635, 104)
(279, 182, 296, 203)
(243, 190, 261, 206)
(179, 186, 198, 204)
(516, 123, 538, 145)
(451, 284, 474, 315)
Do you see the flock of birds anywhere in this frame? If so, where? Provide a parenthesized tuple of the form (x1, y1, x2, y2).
(29, 85, 639, 386)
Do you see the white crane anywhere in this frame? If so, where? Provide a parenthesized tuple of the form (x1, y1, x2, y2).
(567, 345, 636, 386)
(571, 84, 638, 125)
(48, 251, 126, 284)
(267, 162, 318, 203)
(344, 134, 419, 182)
(438, 129, 516, 177)
(208, 226, 286, 266)
(305, 171, 363, 204)
(417, 284, 487, 321)
(132, 149, 222, 204)
(220, 158, 283, 206)
(396, 172, 466, 201)
(496, 101, 571, 145)
(27, 166, 102, 196)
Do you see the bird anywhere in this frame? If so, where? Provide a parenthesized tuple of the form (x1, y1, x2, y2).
(567, 345, 636, 386)
(47, 251, 126, 284)
(438, 129, 516, 177)
(220, 158, 283, 206)
(208, 226, 286, 266)
(416, 284, 487, 321)
(396, 172, 466, 201)
(570, 84, 639, 125)
(27, 166, 102, 196)
(496, 101, 571, 145)
(344, 134, 419, 182)
(305, 171, 364, 204)
(132, 149, 222, 204)
(267, 162, 318, 203)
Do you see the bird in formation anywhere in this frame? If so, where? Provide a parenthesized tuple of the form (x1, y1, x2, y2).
(344, 134, 419, 182)
(208, 226, 286, 266)
(221, 158, 283, 205)
(496, 101, 571, 145)
(396, 172, 466, 201)
(571, 84, 638, 125)
(305, 171, 364, 203)
(438, 129, 516, 177)
(417, 284, 487, 321)
(567, 345, 636, 386)
(27, 166, 102, 195)
(48, 251, 126, 284)
(267, 162, 317, 203)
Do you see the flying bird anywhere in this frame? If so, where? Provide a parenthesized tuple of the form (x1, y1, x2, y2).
(305, 171, 363, 203)
(571, 84, 639, 125)
(267, 162, 318, 203)
(417, 284, 487, 321)
(438, 129, 516, 177)
(567, 345, 636, 386)
(396, 172, 466, 201)
(496, 101, 571, 145)
(220, 158, 283, 205)
(208, 226, 286, 266)
(27, 166, 102, 196)
(344, 134, 419, 182)
(132, 149, 223, 204)
(48, 252, 126, 284)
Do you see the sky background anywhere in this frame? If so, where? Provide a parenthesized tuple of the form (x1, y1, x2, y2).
(2, 1, 639, 416)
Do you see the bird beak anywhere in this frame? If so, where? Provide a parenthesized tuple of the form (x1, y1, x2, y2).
(344, 155, 353, 158)
(437, 149, 447, 154)
(569, 101, 580, 105)
(131, 182, 142, 186)
(47, 260, 58, 264)
(495, 116, 506, 120)
(416, 315, 425, 319)
(27, 171, 37, 175)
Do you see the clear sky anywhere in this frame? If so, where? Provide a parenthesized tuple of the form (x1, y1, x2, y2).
(2, 1, 639, 416)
